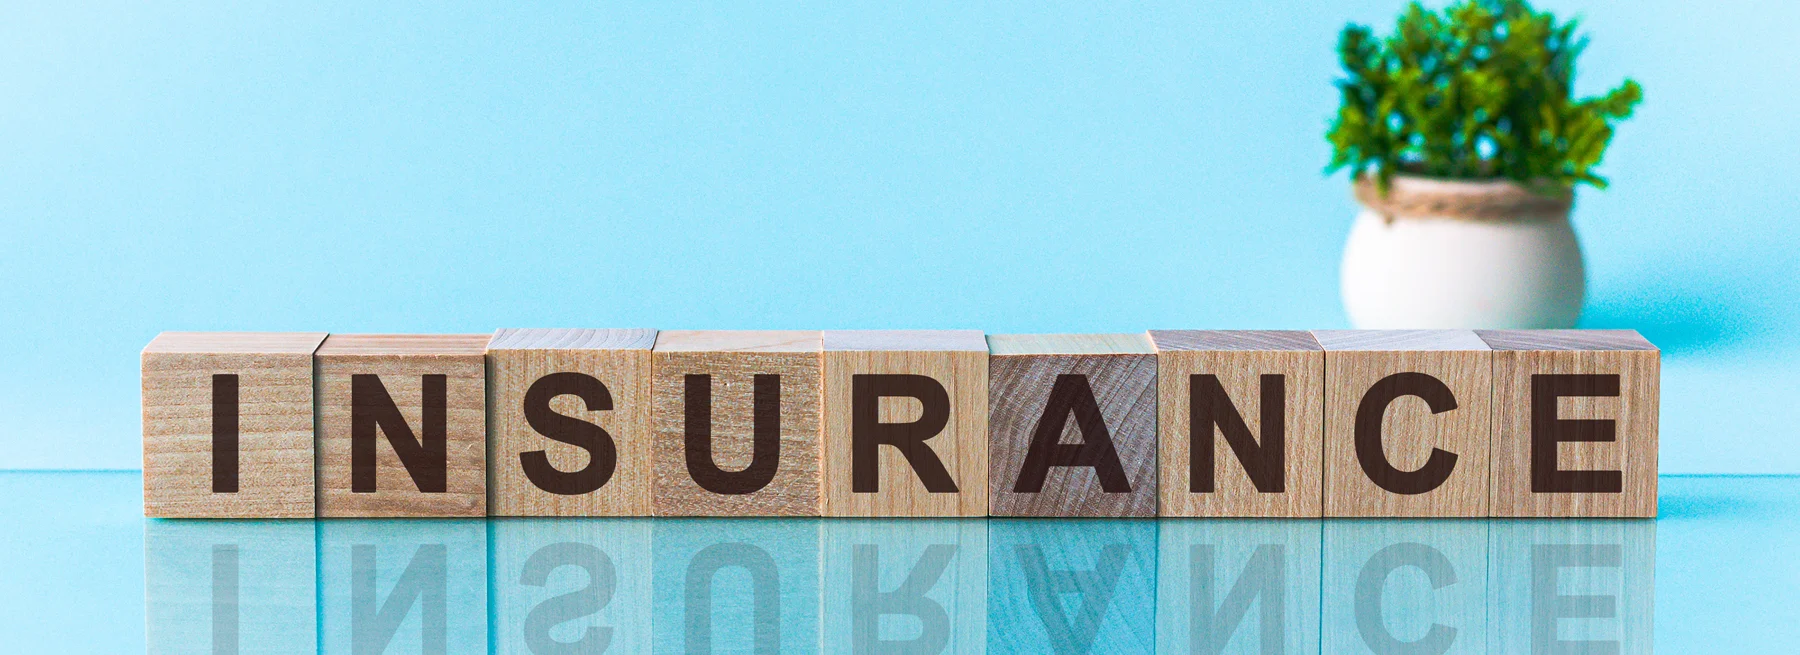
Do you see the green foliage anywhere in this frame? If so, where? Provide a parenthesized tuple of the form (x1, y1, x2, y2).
(1326, 0, 1642, 190)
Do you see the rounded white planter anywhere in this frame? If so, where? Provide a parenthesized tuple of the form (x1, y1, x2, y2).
(1340, 175, 1585, 329)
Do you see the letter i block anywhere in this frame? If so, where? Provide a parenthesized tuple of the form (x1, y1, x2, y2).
(1149, 330, 1324, 517)
(487, 328, 657, 517)
(1314, 330, 1492, 517)
(314, 334, 489, 517)
(1476, 330, 1659, 518)
(987, 334, 1158, 517)
(651, 330, 823, 516)
(821, 330, 989, 517)
(142, 332, 327, 518)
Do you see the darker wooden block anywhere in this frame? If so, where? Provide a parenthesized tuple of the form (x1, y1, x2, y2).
(142, 332, 327, 518)
(1476, 330, 1659, 518)
(314, 334, 489, 518)
(1149, 330, 1324, 518)
(651, 330, 823, 516)
(987, 334, 1158, 517)
(1314, 330, 1492, 517)
(821, 330, 989, 517)
(487, 328, 656, 517)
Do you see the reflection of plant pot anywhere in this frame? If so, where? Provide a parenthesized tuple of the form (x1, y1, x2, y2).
(1340, 175, 1584, 329)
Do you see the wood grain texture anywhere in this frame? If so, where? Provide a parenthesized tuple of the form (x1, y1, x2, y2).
(821, 330, 989, 517)
(142, 332, 327, 518)
(1315, 330, 1492, 517)
(314, 334, 489, 517)
(1149, 330, 1324, 517)
(1477, 329, 1659, 517)
(987, 334, 1158, 517)
(487, 329, 656, 517)
(651, 330, 823, 516)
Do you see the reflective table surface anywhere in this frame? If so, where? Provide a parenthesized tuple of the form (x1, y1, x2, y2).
(2, 472, 1794, 653)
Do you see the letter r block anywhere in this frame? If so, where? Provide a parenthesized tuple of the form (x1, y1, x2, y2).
(142, 332, 327, 518)
(1149, 330, 1324, 517)
(820, 330, 989, 517)
(1314, 330, 1492, 517)
(314, 334, 489, 517)
(1477, 330, 1658, 518)
(651, 330, 823, 517)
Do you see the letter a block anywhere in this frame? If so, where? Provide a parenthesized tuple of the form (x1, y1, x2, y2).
(142, 332, 327, 518)
(651, 330, 823, 516)
(987, 334, 1158, 517)
(487, 328, 656, 517)
(314, 334, 489, 517)
(1149, 330, 1324, 518)
(1477, 330, 1659, 518)
(821, 330, 990, 517)
(1314, 330, 1492, 517)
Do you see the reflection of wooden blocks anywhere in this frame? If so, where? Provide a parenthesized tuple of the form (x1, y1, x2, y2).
(487, 328, 656, 517)
(1149, 330, 1324, 518)
(315, 335, 489, 518)
(987, 334, 1158, 517)
(491, 518, 653, 654)
(146, 520, 318, 652)
(317, 520, 488, 652)
(142, 332, 328, 518)
(1156, 519, 1322, 654)
(1314, 330, 1492, 517)
(821, 330, 988, 517)
(1477, 330, 1659, 518)
(651, 330, 823, 516)
(1322, 520, 1488, 652)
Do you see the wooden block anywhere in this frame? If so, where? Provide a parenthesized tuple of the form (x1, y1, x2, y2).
(987, 334, 1158, 517)
(487, 328, 656, 517)
(651, 330, 823, 516)
(314, 334, 489, 517)
(1149, 330, 1324, 518)
(821, 330, 989, 517)
(1314, 330, 1492, 517)
(142, 332, 327, 518)
(1477, 330, 1659, 518)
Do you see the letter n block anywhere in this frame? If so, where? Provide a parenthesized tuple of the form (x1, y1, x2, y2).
(314, 334, 488, 517)
(487, 328, 656, 517)
(651, 330, 823, 516)
(1149, 330, 1324, 517)
(1477, 330, 1659, 517)
(987, 334, 1158, 517)
(1314, 330, 1492, 517)
(821, 330, 989, 517)
(143, 332, 327, 518)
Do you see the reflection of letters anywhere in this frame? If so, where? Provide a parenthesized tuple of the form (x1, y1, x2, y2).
(1532, 544, 1622, 654)
(352, 544, 447, 655)
(686, 542, 781, 654)
(1190, 544, 1285, 655)
(852, 544, 955, 654)
(520, 542, 617, 655)
(212, 545, 238, 655)
(1017, 544, 1130, 655)
(1354, 543, 1457, 655)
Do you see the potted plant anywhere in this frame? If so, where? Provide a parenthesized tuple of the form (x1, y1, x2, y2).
(1327, 0, 1642, 329)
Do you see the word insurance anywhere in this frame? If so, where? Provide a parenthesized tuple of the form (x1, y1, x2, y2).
(142, 329, 1658, 519)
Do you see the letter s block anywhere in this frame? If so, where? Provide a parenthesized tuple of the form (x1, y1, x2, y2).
(487, 328, 656, 517)
(142, 332, 327, 518)
(651, 330, 823, 516)
(1477, 330, 1658, 518)
(314, 334, 489, 517)
(1314, 330, 1492, 517)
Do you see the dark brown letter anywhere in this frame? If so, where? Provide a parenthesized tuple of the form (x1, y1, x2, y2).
(520, 372, 617, 496)
(1354, 372, 1458, 495)
(851, 374, 957, 493)
(211, 373, 239, 493)
(351, 374, 447, 493)
(1531, 374, 1623, 493)
(1189, 374, 1286, 493)
(1013, 374, 1131, 494)
(684, 374, 782, 495)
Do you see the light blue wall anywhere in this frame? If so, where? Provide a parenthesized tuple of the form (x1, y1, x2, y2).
(1, 1, 1793, 471)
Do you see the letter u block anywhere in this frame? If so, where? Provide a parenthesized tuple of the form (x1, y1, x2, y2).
(651, 330, 823, 516)
(314, 334, 489, 517)
(1314, 330, 1492, 517)
(142, 332, 328, 518)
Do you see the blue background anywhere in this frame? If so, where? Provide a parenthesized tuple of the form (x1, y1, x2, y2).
(1, 1, 1794, 471)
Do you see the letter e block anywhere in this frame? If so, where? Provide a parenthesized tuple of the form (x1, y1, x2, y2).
(142, 332, 327, 518)
(1477, 330, 1658, 518)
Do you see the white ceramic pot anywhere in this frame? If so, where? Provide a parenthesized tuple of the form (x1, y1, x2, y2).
(1340, 175, 1585, 329)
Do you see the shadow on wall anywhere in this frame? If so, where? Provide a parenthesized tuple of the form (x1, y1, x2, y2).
(1580, 265, 1775, 358)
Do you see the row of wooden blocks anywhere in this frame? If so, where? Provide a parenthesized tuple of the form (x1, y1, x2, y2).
(142, 329, 1659, 519)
